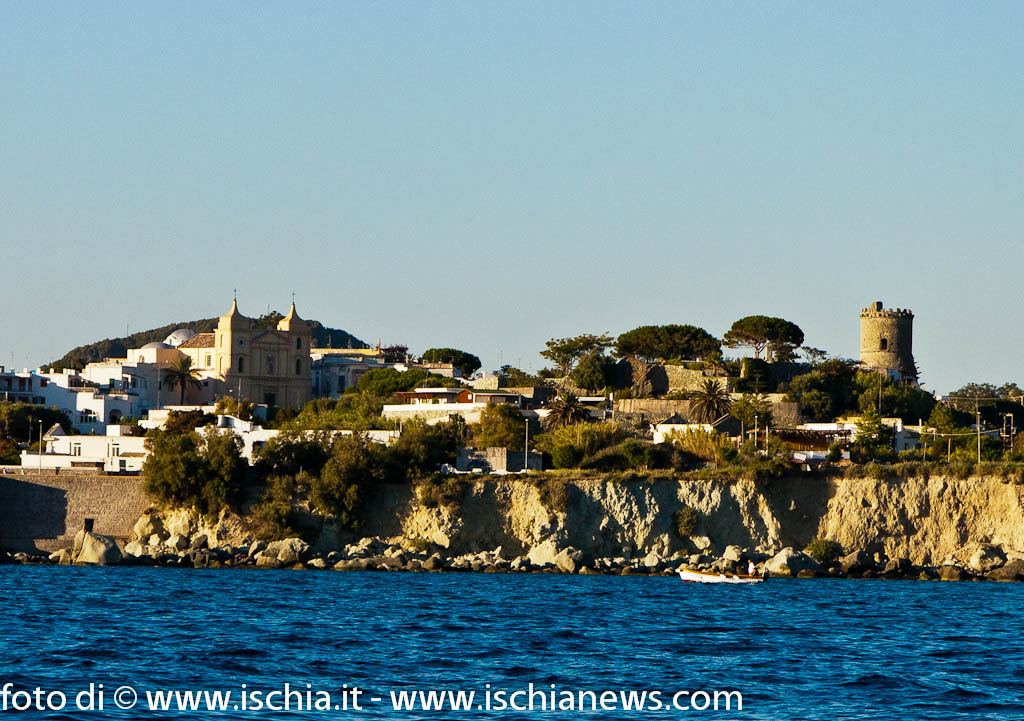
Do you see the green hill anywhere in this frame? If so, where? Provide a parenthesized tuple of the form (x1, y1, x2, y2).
(48, 313, 368, 371)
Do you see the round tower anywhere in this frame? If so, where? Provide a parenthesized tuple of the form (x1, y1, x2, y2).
(859, 301, 916, 382)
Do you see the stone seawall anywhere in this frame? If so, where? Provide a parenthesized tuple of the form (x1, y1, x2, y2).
(0, 471, 150, 552)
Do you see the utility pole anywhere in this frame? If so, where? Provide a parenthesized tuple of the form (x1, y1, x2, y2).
(921, 418, 926, 461)
(38, 419, 43, 471)
(976, 400, 982, 463)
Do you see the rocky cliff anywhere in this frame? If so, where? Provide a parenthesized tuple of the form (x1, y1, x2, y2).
(147, 474, 1024, 569)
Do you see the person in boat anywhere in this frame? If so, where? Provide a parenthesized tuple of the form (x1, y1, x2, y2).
(747, 559, 756, 576)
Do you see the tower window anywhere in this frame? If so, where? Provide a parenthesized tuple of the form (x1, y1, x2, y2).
(295, 358, 302, 375)
(238, 356, 245, 373)
(879, 338, 888, 351)
(296, 337, 302, 350)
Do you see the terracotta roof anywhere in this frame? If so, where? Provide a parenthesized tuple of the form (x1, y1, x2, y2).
(178, 333, 215, 349)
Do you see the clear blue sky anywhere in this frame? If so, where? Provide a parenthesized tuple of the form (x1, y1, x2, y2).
(2, 2, 1022, 394)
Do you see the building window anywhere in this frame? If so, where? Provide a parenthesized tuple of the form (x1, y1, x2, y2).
(295, 358, 302, 375)
(72, 444, 81, 456)
(111, 444, 120, 457)
(296, 337, 302, 350)
(238, 356, 245, 373)
(266, 355, 275, 375)
(206, 354, 212, 366)
(880, 338, 888, 351)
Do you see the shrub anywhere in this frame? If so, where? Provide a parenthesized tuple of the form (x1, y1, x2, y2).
(533, 478, 571, 514)
(549, 443, 584, 469)
(805, 538, 843, 564)
(578, 445, 631, 472)
(673, 507, 699, 537)
(826, 443, 842, 463)
(416, 476, 467, 513)
(666, 429, 732, 464)
(250, 472, 312, 540)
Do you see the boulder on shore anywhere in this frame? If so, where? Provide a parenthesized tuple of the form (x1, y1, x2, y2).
(988, 558, 1024, 581)
(555, 547, 584, 574)
(133, 514, 165, 542)
(939, 564, 969, 581)
(73, 531, 123, 566)
(969, 545, 1006, 574)
(264, 538, 311, 564)
(840, 550, 874, 575)
(765, 547, 821, 577)
(526, 539, 560, 568)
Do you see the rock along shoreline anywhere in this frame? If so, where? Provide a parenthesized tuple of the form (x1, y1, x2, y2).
(6, 529, 1024, 583)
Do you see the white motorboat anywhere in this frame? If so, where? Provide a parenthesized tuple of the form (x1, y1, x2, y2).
(677, 568, 764, 585)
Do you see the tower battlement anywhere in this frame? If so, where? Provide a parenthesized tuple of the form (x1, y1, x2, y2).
(859, 300, 917, 383)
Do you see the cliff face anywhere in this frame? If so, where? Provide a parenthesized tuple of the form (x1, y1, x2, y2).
(331, 475, 1024, 565)
(144, 475, 1024, 566)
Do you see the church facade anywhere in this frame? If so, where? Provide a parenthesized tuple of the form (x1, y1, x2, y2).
(179, 300, 312, 409)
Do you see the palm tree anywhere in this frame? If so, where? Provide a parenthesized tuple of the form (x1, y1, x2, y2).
(688, 379, 732, 424)
(545, 393, 592, 429)
(162, 356, 203, 406)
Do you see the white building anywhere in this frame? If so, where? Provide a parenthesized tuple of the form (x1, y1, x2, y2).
(382, 387, 527, 425)
(19, 424, 147, 473)
(199, 415, 398, 462)
(1, 367, 140, 434)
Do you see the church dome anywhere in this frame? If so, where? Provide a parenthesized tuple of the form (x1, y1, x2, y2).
(141, 342, 172, 350)
(163, 328, 197, 347)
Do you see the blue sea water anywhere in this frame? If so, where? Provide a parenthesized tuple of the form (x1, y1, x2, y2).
(3, 568, 1023, 720)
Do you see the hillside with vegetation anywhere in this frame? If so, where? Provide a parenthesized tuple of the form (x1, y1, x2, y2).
(47, 312, 368, 370)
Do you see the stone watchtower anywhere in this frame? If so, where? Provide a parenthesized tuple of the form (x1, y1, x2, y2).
(859, 301, 917, 383)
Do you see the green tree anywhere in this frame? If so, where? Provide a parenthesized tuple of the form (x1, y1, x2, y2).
(161, 409, 216, 435)
(256, 311, 285, 329)
(786, 358, 860, 421)
(688, 379, 733, 424)
(162, 356, 203, 405)
(499, 365, 548, 387)
(0, 402, 72, 441)
(143, 428, 245, 514)
(614, 325, 720, 362)
(215, 396, 254, 421)
(570, 351, 612, 391)
(388, 419, 460, 479)
(854, 371, 936, 423)
(474, 403, 534, 450)
(723, 315, 804, 362)
(381, 345, 409, 363)
(730, 393, 772, 429)
(283, 396, 393, 432)
(851, 409, 894, 463)
(545, 393, 592, 429)
(541, 333, 614, 376)
(355, 367, 461, 396)
(310, 434, 387, 527)
(420, 348, 482, 377)
(253, 431, 332, 479)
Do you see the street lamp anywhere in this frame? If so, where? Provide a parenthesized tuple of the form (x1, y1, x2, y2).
(524, 419, 529, 472)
